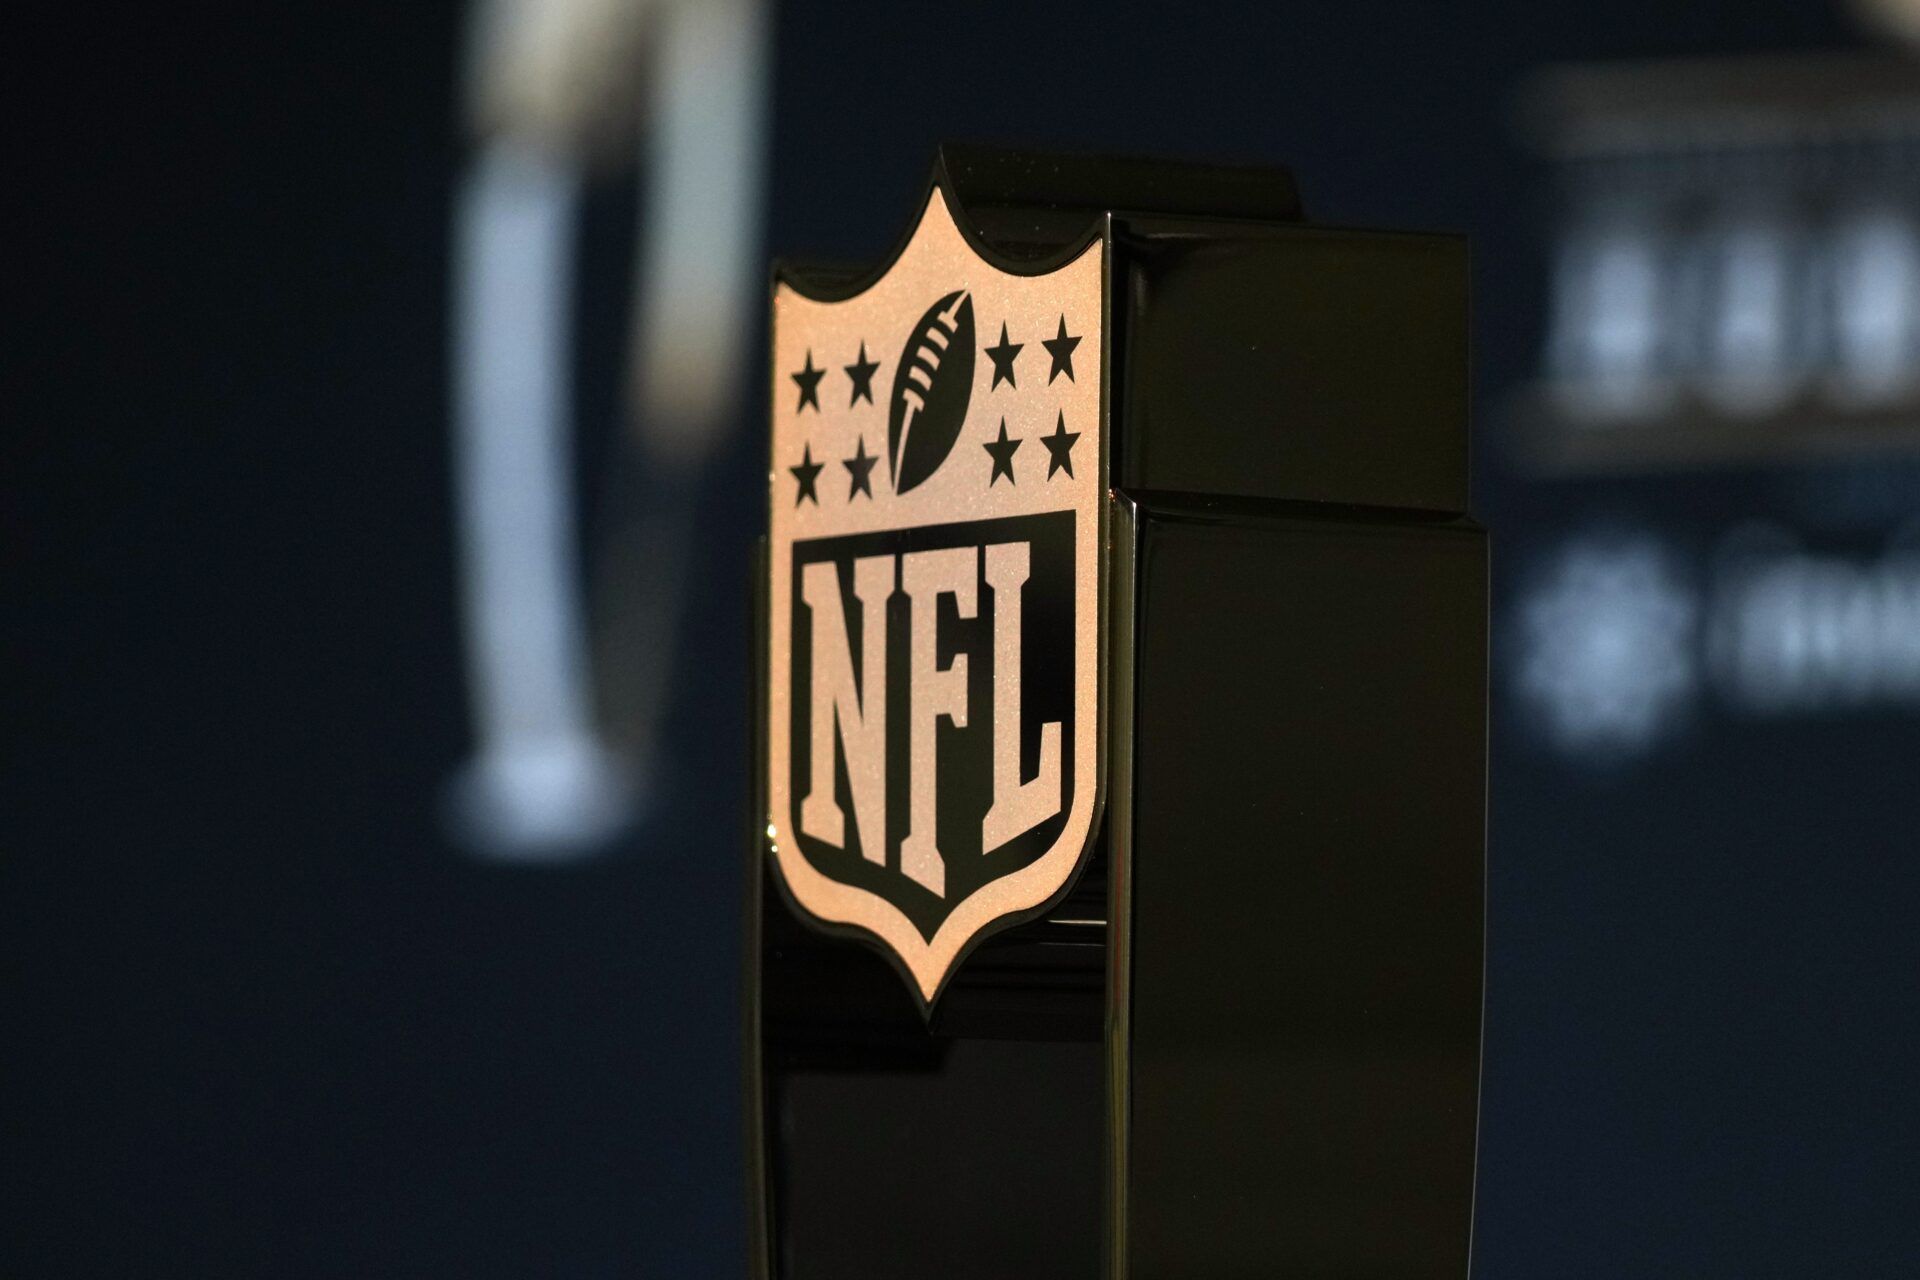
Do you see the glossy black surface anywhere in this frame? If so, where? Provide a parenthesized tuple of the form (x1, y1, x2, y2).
(1117, 221, 1469, 514)
(754, 859, 1109, 1279)
(1120, 501, 1485, 1277)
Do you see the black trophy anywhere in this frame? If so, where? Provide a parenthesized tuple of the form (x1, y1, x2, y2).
(749, 147, 1485, 1279)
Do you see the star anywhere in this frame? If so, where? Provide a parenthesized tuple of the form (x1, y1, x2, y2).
(791, 351, 824, 412)
(984, 322, 1023, 390)
(843, 436, 878, 499)
(1039, 410, 1081, 479)
(844, 342, 879, 406)
(983, 418, 1021, 486)
(1042, 315, 1081, 384)
(790, 444, 823, 505)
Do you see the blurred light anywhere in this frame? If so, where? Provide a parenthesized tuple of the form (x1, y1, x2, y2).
(1697, 211, 1805, 415)
(1515, 534, 1699, 756)
(1546, 209, 1673, 420)
(1519, 55, 1920, 473)
(1710, 525, 1920, 714)
(1825, 206, 1920, 407)
(1518, 524, 1920, 762)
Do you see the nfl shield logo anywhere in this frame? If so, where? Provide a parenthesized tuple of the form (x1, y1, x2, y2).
(764, 181, 1105, 1007)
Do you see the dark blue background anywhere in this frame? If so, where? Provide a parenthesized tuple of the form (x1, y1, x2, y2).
(10, 0, 1916, 1274)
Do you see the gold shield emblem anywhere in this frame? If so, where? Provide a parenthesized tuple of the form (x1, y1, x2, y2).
(764, 181, 1105, 1006)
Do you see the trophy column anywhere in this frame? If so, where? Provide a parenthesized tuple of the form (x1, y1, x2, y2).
(749, 149, 1483, 1279)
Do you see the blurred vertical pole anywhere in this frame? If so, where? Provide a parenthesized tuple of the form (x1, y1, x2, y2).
(449, 143, 635, 856)
(447, 0, 771, 859)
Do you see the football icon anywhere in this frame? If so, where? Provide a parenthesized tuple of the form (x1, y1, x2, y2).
(887, 290, 976, 494)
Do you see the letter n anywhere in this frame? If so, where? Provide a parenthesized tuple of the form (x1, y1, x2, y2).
(799, 555, 892, 860)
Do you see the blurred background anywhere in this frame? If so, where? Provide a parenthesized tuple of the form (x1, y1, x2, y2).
(10, 0, 1920, 1274)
